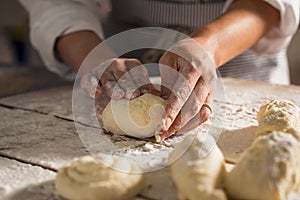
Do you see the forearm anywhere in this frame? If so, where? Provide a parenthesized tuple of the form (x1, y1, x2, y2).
(55, 31, 102, 72)
(190, 0, 280, 67)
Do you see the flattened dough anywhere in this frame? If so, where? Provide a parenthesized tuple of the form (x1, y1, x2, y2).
(55, 155, 144, 200)
(102, 93, 165, 138)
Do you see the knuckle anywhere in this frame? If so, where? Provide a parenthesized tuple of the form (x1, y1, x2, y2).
(104, 81, 116, 90)
(113, 58, 123, 66)
(159, 53, 171, 64)
(125, 58, 141, 67)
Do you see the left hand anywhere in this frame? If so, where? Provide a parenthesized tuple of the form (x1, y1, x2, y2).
(156, 39, 217, 142)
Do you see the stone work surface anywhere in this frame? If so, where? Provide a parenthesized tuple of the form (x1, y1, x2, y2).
(1, 78, 300, 199)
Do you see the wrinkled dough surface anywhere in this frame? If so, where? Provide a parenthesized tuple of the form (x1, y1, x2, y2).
(256, 99, 300, 136)
(102, 93, 166, 138)
(55, 155, 144, 200)
(225, 131, 300, 200)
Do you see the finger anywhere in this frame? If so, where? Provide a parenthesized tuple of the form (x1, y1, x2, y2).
(92, 58, 116, 78)
(161, 57, 201, 131)
(95, 95, 111, 127)
(178, 77, 210, 127)
(125, 59, 154, 95)
(80, 73, 104, 98)
(156, 77, 209, 141)
(177, 106, 211, 134)
(104, 80, 126, 100)
(159, 53, 178, 99)
(179, 92, 213, 133)
(155, 112, 181, 142)
(112, 59, 140, 100)
(149, 84, 161, 96)
(100, 60, 134, 100)
(100, 71, 125, 100)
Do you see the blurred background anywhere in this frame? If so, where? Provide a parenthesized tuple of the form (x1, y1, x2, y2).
(0, 1, 299, 97)
(0, 1, 69, 97)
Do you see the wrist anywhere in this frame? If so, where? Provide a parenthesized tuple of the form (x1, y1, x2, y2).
(189, 27, 220, 68)
(189, 0, 280, 68)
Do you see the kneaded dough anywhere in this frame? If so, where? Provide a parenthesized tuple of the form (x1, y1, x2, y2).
(170, 133, 227, 200)
(256, 99, 300, 136)
(102, 93, 166, 138)
(55, 155, 144, 200)
(225, 131, 300, 200)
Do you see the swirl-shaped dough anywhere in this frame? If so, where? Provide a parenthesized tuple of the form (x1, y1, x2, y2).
(55, 155, 144, 200)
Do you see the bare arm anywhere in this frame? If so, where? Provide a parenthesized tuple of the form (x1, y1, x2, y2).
(55, 31, 102, 72)
(190, 0, 280, 67)
(158, 0, 281, 140)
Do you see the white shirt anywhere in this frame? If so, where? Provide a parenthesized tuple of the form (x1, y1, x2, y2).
(19, 0, 299, 84)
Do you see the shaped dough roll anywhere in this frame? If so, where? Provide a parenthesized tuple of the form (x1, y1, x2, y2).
(55, 155, 144, 200)
(256, 99, 300, 136)
(225, 131, 300, 200)
(170, 133, 227, 200)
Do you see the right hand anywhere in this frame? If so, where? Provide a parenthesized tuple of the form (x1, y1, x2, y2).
(80, 58, 159, 99)
(156, 39, 217, 141)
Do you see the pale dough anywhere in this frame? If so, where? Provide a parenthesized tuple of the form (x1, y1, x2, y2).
(225, 131, 300, 200)
(170, 133, 227, 200)
(256, 99, 300, 136)
(55, 155, 144, 200)
(102, 93, 165, 138)
(225, 99, 300, 199)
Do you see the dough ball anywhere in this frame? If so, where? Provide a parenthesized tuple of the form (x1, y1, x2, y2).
(256, 99, 300, 136)
(170, 133, 227, 200)
(225, 131, 300, 200)
(102, 93, 165, 138)
(55, 155, 144, 200)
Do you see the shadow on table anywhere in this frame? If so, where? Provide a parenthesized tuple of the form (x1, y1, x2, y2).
(4, 180, 62, 200)
(0, 66, 71, 98)
(217, 126, 257, 163)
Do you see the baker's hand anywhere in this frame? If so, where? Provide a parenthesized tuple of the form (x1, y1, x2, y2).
(80, 58, 158, 100)
(156, 39, 217, 142)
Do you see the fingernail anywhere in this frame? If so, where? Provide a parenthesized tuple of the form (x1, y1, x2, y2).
(155, 134, 162, 143)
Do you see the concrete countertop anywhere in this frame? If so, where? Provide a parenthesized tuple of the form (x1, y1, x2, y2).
(1, 78, 300, 200)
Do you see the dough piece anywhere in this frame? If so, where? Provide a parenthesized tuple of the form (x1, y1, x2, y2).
(55, 155, 144, 200)
(256, 99, 300, 137)
(102, 93, 165, 138)
(225, 131, 300, 200)
(170, 133, 227, 200)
